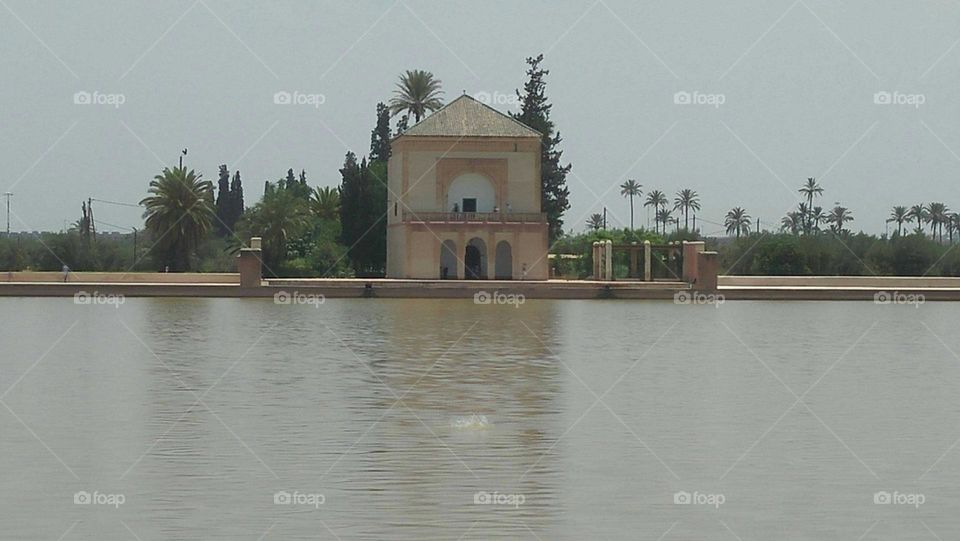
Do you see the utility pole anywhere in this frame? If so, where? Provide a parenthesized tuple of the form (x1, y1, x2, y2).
(132, 227, 138, 267)
(88, 198, 96, 241)
(180, 148, 188, 169)
(603, 207, 607, 230)
(3, 192, 12, 235)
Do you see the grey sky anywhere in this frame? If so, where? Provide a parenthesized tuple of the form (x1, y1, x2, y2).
(2, 0, 959, 235)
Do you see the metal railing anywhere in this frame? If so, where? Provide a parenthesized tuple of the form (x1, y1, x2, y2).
(402, 211, 546, 224)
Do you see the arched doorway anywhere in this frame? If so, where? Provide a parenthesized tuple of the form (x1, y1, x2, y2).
(495, 241, 513, 279)
(447, 173, 496, 213)
(440, 240, 457, 279)
(465, 237, 487, 279)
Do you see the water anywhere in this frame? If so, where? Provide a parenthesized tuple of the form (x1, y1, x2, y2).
(1, 297, 959, 540)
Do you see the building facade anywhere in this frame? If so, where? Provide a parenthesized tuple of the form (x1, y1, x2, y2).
(385, 95, 549, 280)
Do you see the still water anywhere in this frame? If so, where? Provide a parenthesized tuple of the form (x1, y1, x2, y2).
(1, 297, 959, 540)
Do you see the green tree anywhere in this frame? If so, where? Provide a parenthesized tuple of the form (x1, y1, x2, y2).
(370, 102, 392, 162)
(673, 188, 700, 230)
(228, 170, 244, 230)
(825, 205, 853, 234)
(798, 177, 823, 233)
(887, 206, 908, 236)
(586, 213, 604, 231)
(644, 190, 667, 234)
(140, 167, 215, 271)
(240, 185, 310, 270)
(725, 207, 751, 238)
(908, 204, 928, 235)
(619, 179, 641, 230)
(215, 164, 231, 235)
(388, 69, 444, 122)
(339, 153, 387, 274)
(780, 211, 802, 234)
(928, 202, 948, 243)
(511, 54, 571, 243)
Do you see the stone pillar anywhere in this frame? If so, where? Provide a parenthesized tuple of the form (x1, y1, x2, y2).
(238, 237, 263, 289)
(696, 251, 719, 292)
(682, 241, 706, 284)
(604, 240, 613, 281)
(592, 242, 600, 279)
(643, 240, 652, 282)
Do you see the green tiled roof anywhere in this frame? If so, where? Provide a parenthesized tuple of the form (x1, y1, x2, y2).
(401, 94, 541, 138)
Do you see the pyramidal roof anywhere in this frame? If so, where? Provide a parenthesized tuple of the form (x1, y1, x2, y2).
(400, 94, 541, 138)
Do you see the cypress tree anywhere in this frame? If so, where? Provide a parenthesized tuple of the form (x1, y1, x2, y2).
(511, 54, 572, 243)
(370, 102, 392, 162)
(215, 164, 230, 235)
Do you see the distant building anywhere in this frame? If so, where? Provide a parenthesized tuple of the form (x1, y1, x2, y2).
(386, 95, 549, 280)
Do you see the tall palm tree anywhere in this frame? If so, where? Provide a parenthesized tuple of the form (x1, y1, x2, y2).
(388, 70, 444, 123)
(644, 190, 667, 234)
(586, 213, 604, 231)
(310, 186, 340, 221)
(950, 213, 960, 244)
(887, 206, 908, 236)
(780, 211, 802, 234)
(725, 207, 751, 238)
(673, 188, 701, 230)
(928, 202, 949, 243)
(619, 179, 642, 230)
(798, 177, 823, 232)
(141, 167, 215, 271)
(825, 205, 853, 234)
(908, 204, 928, 235)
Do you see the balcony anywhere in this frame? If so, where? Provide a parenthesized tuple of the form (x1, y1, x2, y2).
(402, 211, 547, 224)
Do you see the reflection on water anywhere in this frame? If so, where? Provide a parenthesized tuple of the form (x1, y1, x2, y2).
(1, 298, 960, 539)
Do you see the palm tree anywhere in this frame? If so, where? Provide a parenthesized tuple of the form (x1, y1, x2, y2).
(242, 187, 310, 267)
(780, 211, 802, 234)
(656, 208, 676, 235)
(388, 70, 444, 123)
(825, 205, 854, 234)
(619, 179, 642, 230)
(310, 186, 340, 221)
(950, 213, 960, 244)
(908, 204, 928, 235)
(586, 213, 604, 231)
(725, 207, 751, 238)
(810, 206, 827, 233)
(644, 190, 667, 234)
(798, 177, 823, 232)
(887, 206, 908, 237)
(673, 188, 700, 230)
(928, 202, 949, 243)
(141, 167, 215, 271)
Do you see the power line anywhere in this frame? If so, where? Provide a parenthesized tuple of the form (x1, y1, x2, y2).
(90, 198, 140, 208)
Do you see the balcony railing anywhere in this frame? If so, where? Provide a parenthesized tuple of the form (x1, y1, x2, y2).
(402, 211, 547, 224)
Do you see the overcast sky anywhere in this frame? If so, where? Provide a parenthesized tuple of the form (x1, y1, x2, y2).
(2, 0, 959, 236)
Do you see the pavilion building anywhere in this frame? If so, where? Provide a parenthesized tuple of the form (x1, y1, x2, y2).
(385, 94, 549, 280)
